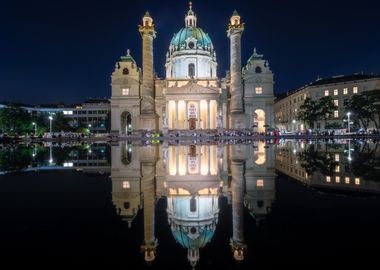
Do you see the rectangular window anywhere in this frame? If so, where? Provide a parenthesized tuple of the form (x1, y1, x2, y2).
(344, 99, 349, 106)
(334, 100, 339, 106)
(335, 165, 340, 173)
(255, 87, 263, 94)
(122, 88, 129, 96)
(334, 89, 338, 96)
(334, 111, 339, 118)
(353, 86, 358, 94)
(335, 176, 340, 183)
(122, 181, 131, 189)
(355, 177, 360, 185)
(335, 154, 340, 162)
(343, 88, 348, 95)
(256, 179, 264, 187)
(326, 176, 331, 182)
(345, 177, 350, 184)
(324, 90, 329, 96)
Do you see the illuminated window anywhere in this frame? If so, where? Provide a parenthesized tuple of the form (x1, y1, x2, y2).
(334, 111, 339, 118)
(353, 86, 358, 94)
(324, 90, 329, 96)
(345, 177, 350, 184)
(334, 89, 338, 95)
(355, 177, 360, 185)
(255, 87, 263, 94)
(334, 100, 339, 106)
(256, 179, 264, 187)
(122, 181, 130, 189)
(335, 165, 340, 173)
(326, 176, 331, 182)
(335, 176, 340, 183)
(343, 88, 348, 95)
(335, 154, 340, 162)
(122, 88, 129, 96)
(63, 111, 73, 115)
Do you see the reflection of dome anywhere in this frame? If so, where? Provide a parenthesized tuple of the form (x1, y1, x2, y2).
(170, 27, 213, 50)
(172, 225, 215, 249)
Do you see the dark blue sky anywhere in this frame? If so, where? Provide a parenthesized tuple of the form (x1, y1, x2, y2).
(1, 0, 379, 104)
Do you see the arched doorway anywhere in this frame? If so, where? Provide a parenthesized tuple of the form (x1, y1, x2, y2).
(121, 111, 132, 135)
(254, 109, 266, 133)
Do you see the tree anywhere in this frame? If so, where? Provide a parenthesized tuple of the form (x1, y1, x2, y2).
(0, 105, 32, 135)
(297, 97, 318, 128)
(52, 112, 72, 132)
(345, 93, 373, 130)
(316, 96, 337, 129)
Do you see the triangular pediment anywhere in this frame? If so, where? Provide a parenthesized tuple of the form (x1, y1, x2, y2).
(165, 80, 220, 95)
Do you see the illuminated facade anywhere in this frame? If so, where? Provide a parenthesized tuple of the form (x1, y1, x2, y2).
(274, 74, 380, 132)
(110, 3, 275, 135)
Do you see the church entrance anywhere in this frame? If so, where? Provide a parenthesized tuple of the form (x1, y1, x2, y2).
(189, 118, 197, 130)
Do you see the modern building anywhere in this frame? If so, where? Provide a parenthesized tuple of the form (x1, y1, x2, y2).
(17, 99, 111, 133)
(110, 3, 275, 135)
(274, 74, 380, 132)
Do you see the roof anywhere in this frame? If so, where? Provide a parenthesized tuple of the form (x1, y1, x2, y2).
(171, 27, 212, 49)
(309, 74, 380, 87)
(275, 73, 380, 103)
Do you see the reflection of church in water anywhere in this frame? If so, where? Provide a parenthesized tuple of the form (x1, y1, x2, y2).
(110, 3, 275, 135)
(110, 142, 275, 268)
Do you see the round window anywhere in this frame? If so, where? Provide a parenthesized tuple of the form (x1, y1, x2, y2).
(188, 42, 195, 49)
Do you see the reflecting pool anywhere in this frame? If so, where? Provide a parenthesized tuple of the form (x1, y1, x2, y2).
(0, 140, 379, 268)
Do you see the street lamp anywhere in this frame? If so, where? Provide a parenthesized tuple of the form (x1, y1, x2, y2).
(32, 122, 37, 136)
(346, 112, 351, 133)
(48, 116, 53, 135)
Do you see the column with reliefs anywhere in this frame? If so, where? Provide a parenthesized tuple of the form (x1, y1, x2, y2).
(139, 12, 158, 131)
(227, 11, 246, 129)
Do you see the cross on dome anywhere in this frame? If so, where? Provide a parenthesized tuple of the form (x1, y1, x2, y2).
(185, 2, 197, 27)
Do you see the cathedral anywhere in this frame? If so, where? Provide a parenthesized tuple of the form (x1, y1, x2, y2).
(110, 3, 275, 135)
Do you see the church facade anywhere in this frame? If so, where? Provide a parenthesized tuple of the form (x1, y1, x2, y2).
(110, 4, 275, 135)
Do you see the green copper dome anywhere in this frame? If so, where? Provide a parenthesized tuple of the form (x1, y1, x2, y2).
(170, 27, 213, 49)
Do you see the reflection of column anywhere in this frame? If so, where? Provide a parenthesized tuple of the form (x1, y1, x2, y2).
(176, 146, 179, 176)
(141, 161, 158, 263)
(230, 160, 246, 261)
(176, 101, 179, 130)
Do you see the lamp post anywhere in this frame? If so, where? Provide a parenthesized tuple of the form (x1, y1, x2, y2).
(48, 116, 53, 135)
(347, 112, 351, 133)
(32, 122, 37, 137)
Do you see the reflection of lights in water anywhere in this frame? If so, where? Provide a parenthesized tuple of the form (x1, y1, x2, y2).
(88, 149, 92, 154)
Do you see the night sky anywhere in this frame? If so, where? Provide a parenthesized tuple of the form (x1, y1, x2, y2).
(1, 0, 379, 104)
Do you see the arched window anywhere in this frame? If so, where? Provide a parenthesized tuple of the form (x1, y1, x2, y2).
(190, 197, 197, 212)
(123, 68, 129, 75)
(188, 63, 195, 77)
(255, 66, 262, 73)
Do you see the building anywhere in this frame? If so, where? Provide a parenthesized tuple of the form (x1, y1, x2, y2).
(110, 3, 275, 135)
(274, 74, 380, 132)
(20, 99, 110, 133)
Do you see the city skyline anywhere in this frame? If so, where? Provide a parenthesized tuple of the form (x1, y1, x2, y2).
(1, 0, 379, 104)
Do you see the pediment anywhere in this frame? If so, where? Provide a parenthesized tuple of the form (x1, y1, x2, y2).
(165, 81, 220, 95)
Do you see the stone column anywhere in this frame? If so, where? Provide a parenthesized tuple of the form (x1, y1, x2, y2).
(207, 100, 210, 129)
(197, 101, 201, 129)
(227, 11, 245, 129)
(185, 101, 189, 129)
(141, 161, 158, 263)
(230, 159, 247, 261)
(176, 101, 179, 130)
(139, 12, 157, 130)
